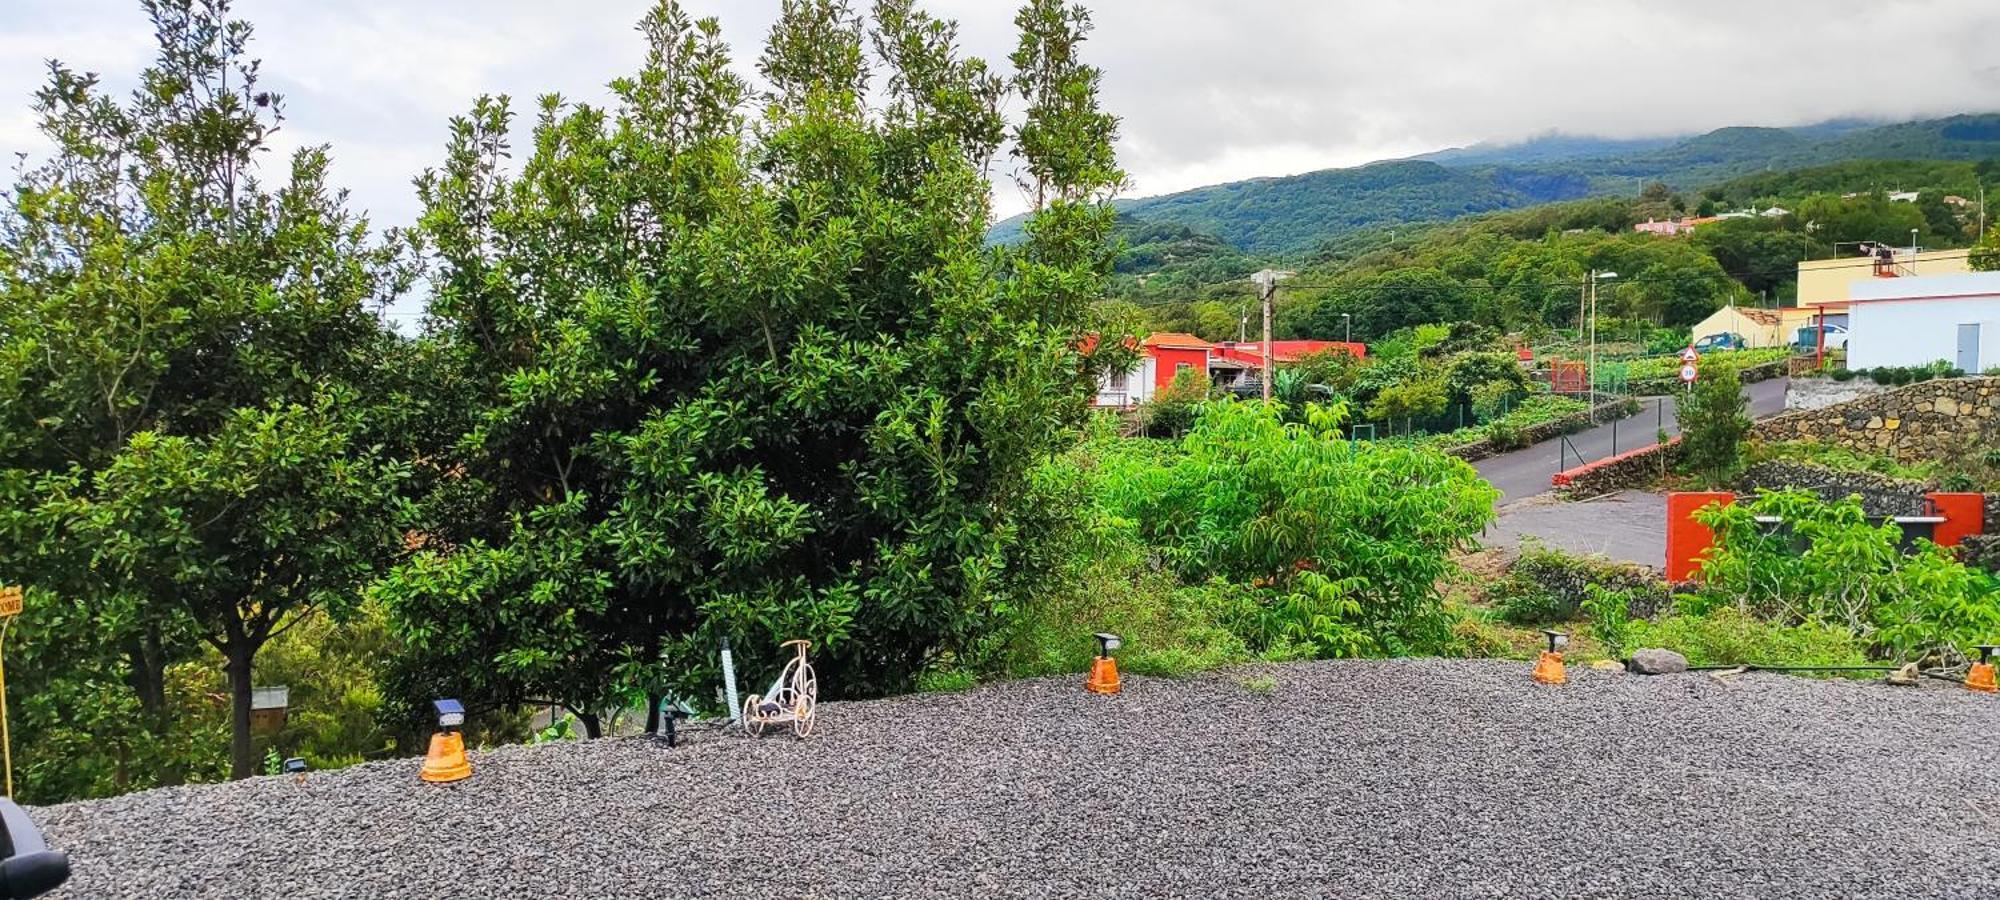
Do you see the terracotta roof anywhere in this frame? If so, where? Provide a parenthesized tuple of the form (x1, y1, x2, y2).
(1141, 332, 1213, 350)
(1735, 307, 1781, 326)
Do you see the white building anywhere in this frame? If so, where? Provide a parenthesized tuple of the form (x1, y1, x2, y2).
(1834, 272, 2000, 372)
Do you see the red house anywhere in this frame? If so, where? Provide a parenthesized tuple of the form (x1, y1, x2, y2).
(1092, 332, 1211, 407)
(1209, 340, 1364, 390)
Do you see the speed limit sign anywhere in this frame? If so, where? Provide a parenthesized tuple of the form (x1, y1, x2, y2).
(1679, 363, 1698, 384)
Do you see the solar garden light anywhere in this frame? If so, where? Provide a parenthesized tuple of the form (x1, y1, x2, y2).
(1966, 645, 1998, 694)
(1533, 629, 1568, 685)
(1085, 632, 1122, 695)
(282, 757, 308, 786)
(420, 698, 472, 784)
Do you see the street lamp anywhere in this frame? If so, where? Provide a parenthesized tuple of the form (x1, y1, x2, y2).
(1340, 313, 1351, 344)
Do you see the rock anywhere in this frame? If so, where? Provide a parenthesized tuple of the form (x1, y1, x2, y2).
(1628, 648, 1689, 675)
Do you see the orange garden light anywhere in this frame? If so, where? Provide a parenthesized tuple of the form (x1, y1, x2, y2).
(420, 699, 472, 784)
(1086, 632, 1122, 695)
(1966, 645, 1997, 694)
(1533, 629, 1568, 685)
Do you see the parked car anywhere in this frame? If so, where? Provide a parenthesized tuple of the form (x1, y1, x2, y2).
(1690, 332, 1746, 353)
(1792, 323, 1849, 352)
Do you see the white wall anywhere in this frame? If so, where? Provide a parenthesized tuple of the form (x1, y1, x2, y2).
(1848, 273, 2000, 371)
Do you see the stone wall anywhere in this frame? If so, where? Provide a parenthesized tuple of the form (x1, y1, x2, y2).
(1784, 377, 1892, 412)
(1752, 376, 2000, 464)
(1443, 399, 1635, 463)
(1734, 460, 1930, 516)
(1554, 438, 1685, 496)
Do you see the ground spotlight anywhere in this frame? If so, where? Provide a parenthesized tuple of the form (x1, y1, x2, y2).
(1086, 632, 1122, 695)
(1533, 629, 1567, 685)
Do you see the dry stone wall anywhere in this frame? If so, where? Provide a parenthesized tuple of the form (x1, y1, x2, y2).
(1753, 376, 2000, 464)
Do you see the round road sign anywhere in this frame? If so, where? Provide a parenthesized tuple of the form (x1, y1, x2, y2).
(1679, 363, 1698, 384)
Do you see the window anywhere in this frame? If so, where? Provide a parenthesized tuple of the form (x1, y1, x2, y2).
(1175, 362, 1193, 372)
(1108, 370, 1129, 391)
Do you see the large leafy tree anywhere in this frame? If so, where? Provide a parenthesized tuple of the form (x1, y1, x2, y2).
(0, 0, 408, 781)
(380, 0, 1123, 729)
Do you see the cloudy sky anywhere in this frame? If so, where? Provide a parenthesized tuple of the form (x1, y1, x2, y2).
(5, 0, 1999, 234)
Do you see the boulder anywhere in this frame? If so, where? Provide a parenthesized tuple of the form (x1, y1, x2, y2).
(1628, 648, 1689, 675)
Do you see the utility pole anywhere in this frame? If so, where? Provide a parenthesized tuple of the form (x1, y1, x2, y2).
(1253, 269, 1279, 401)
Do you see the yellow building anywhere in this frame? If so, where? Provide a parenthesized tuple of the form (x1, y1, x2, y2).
(1797, 248, 1971, 308)
(1687, 304, 1818, 348)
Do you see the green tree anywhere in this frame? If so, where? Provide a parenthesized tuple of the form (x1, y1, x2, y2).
(0, 0, 409, 781)
(1676, 358, 1751, 485)
(378, 0, 1125, 729)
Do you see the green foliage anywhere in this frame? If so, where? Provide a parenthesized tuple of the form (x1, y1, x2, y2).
(1582, 585, 1635, 659)
(0, 0, 412, 783)
(1493, 545, 1665, 627)
(1366, 377, 1449, 423)
(1676, 357, 1751, 485)
(1099, 400, 1496, 656)
(1744, 440, 1939, 483)
(378, 0, 1129, 728)
(1694, 491, 2000, 664)
(1140, 367, 1210, 437)
(1628, 608, 1871, 669)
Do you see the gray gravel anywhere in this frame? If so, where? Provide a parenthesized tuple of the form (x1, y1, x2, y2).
(35, 658, 2000, 899)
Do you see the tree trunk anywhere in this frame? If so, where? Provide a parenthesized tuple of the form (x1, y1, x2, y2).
(577, 712, 602, 739)
(124, 625, 181, 784)
(224, 640, 256, 780)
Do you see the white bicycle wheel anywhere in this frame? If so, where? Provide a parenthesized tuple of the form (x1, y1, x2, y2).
(792, 663, 818, 738)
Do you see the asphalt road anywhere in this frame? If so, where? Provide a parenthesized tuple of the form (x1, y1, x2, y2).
(1484, 490, 1668, 567)
(1474, 378, 1790, 505)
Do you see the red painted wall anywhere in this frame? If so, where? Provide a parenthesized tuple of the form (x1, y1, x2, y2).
(1150, 347, 1209, 390)
(1926, 492, 1985, 548)
(1666, 492, 1735, 582)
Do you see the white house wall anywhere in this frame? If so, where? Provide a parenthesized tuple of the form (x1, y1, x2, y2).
(1848, 294, 2000, 370)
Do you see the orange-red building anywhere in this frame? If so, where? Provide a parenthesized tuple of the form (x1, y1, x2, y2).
(1092, 334, 1366, 407)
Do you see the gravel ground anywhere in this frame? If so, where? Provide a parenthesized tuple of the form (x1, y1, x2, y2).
(35, 658, 2000, 899)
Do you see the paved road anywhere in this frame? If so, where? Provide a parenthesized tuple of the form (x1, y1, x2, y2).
(1473, 378, 1790, 505)
(1484, 490, 1667, 567)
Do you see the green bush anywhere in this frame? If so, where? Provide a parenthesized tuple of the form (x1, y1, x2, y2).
(1676, 357, 1751, 485)
(1140, 367, 1211, 438)
(1694, 490, 2000, 664)
(1628, 607, 1870, 669)
(1493, 545, 1667, 627)
(1829, 368, 1855, 382)
(1099, 400, 1495, 659)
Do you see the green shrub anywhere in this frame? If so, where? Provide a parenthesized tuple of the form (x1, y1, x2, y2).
(1829, 368, 1855, 382)
(1628, 607, 1870, 669)
(1582, 585, 1635, 659)
(1676, 356, 1750, 485)
(1695, 490, 2000, 664)
(1140, 367, 1210, 438)
(1493, 545, 1666, 626)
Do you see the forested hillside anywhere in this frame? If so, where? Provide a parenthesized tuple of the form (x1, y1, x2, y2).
(992, 113, 2000, 254)
(1111, 158, 2000, 348)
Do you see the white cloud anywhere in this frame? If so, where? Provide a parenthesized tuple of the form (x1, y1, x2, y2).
(4, 0, 1998, 232)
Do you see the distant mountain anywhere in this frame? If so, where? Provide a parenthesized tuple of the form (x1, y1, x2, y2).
(989, 113, 2000, 254)
(1410, 133, 1677, 167)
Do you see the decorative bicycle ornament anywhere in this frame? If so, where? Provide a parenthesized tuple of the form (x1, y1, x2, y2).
(742, 640, 818, 738)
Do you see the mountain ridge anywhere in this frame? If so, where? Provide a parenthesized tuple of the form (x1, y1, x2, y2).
(989, 113, 2000, 253)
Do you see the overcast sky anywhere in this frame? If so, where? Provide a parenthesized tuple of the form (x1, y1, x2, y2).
(5, 0, 1999, 234)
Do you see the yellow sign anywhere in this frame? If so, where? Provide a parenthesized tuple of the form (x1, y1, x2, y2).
(0, 587, 19, 619)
